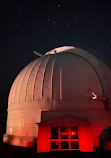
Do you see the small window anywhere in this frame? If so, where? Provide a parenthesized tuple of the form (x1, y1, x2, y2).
(51, 127, 58, 139)
(60, 127, 68, 139)
(70, 127, 78, 139)
(71, 141, 79, 149)
(51, 141, 59, 149)
(109, 126, 111, 134)
(61, 141, 69, 149)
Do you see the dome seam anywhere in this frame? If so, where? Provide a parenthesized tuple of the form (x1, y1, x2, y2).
(41, 56, 50, 100)
(41, 55, 55, 100)
(50, 56, 56, 101)
(33, 56, 48, 100)
(12, 62, 33, 103)
(25, 59, 40, 101)
(18, 61, 36, 102)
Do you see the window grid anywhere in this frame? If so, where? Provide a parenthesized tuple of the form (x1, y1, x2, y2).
(50, 126, 79, 150)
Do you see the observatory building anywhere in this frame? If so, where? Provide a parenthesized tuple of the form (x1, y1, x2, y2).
(3, 46, 111, 152)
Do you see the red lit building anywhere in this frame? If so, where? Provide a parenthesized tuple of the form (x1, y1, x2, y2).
(37, 112, 93, 152)
(3, 46, 111, 152)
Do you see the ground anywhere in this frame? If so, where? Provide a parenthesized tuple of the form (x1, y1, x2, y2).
(0, 141, 111, 158)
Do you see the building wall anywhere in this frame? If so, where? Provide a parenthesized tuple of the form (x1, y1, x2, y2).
(37, 125, 93, 152)
(4, 47, 111, 149)
(4, 100, 111, 148)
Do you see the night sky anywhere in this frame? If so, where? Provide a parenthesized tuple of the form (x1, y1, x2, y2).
(0, 0, 111, 113)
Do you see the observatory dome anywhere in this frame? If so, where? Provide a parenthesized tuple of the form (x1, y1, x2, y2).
(4, 46, 111, 148)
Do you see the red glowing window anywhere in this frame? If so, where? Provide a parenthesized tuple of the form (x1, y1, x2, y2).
(60, 127, 68, 139)
(61, 141, 69, 149)
(51, 126, 79, 150)
(51, 127, 58, 139)
(70, 127, 78, 139)
(51, 141, 59, 149)
(71, 141, 79, 149)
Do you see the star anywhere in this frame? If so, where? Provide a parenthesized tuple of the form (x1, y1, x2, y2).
(58, 4, 61, 7)
(18, 13, 22, 16)
(73, 17, 77, 20)
(66, 24, 69, 27)
(106, 45, 111, 48)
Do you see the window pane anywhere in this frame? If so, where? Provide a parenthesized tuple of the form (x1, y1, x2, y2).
(60, 127, 68, 139)
(70, 127, 78, 139)
(71, 141, 79, 149)
(51, 127, 58, 139)
(61, 141, 69, 149)
(51, 141, 59, 149)
(109, 126, 111, 134)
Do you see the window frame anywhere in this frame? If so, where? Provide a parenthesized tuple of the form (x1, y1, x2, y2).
(50, 126, 79, 150)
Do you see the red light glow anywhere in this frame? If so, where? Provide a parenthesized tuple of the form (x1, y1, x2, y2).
(61, 132, 68, 136)
(71, 131, 76, 135)
(61, 131, 76, 136)
(55, 141, 59, 145)
(37, 116, 93, 152)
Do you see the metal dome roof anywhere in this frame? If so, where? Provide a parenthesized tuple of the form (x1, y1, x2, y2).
(9, 46, 108, 104)
(45, 46, 75, 55)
